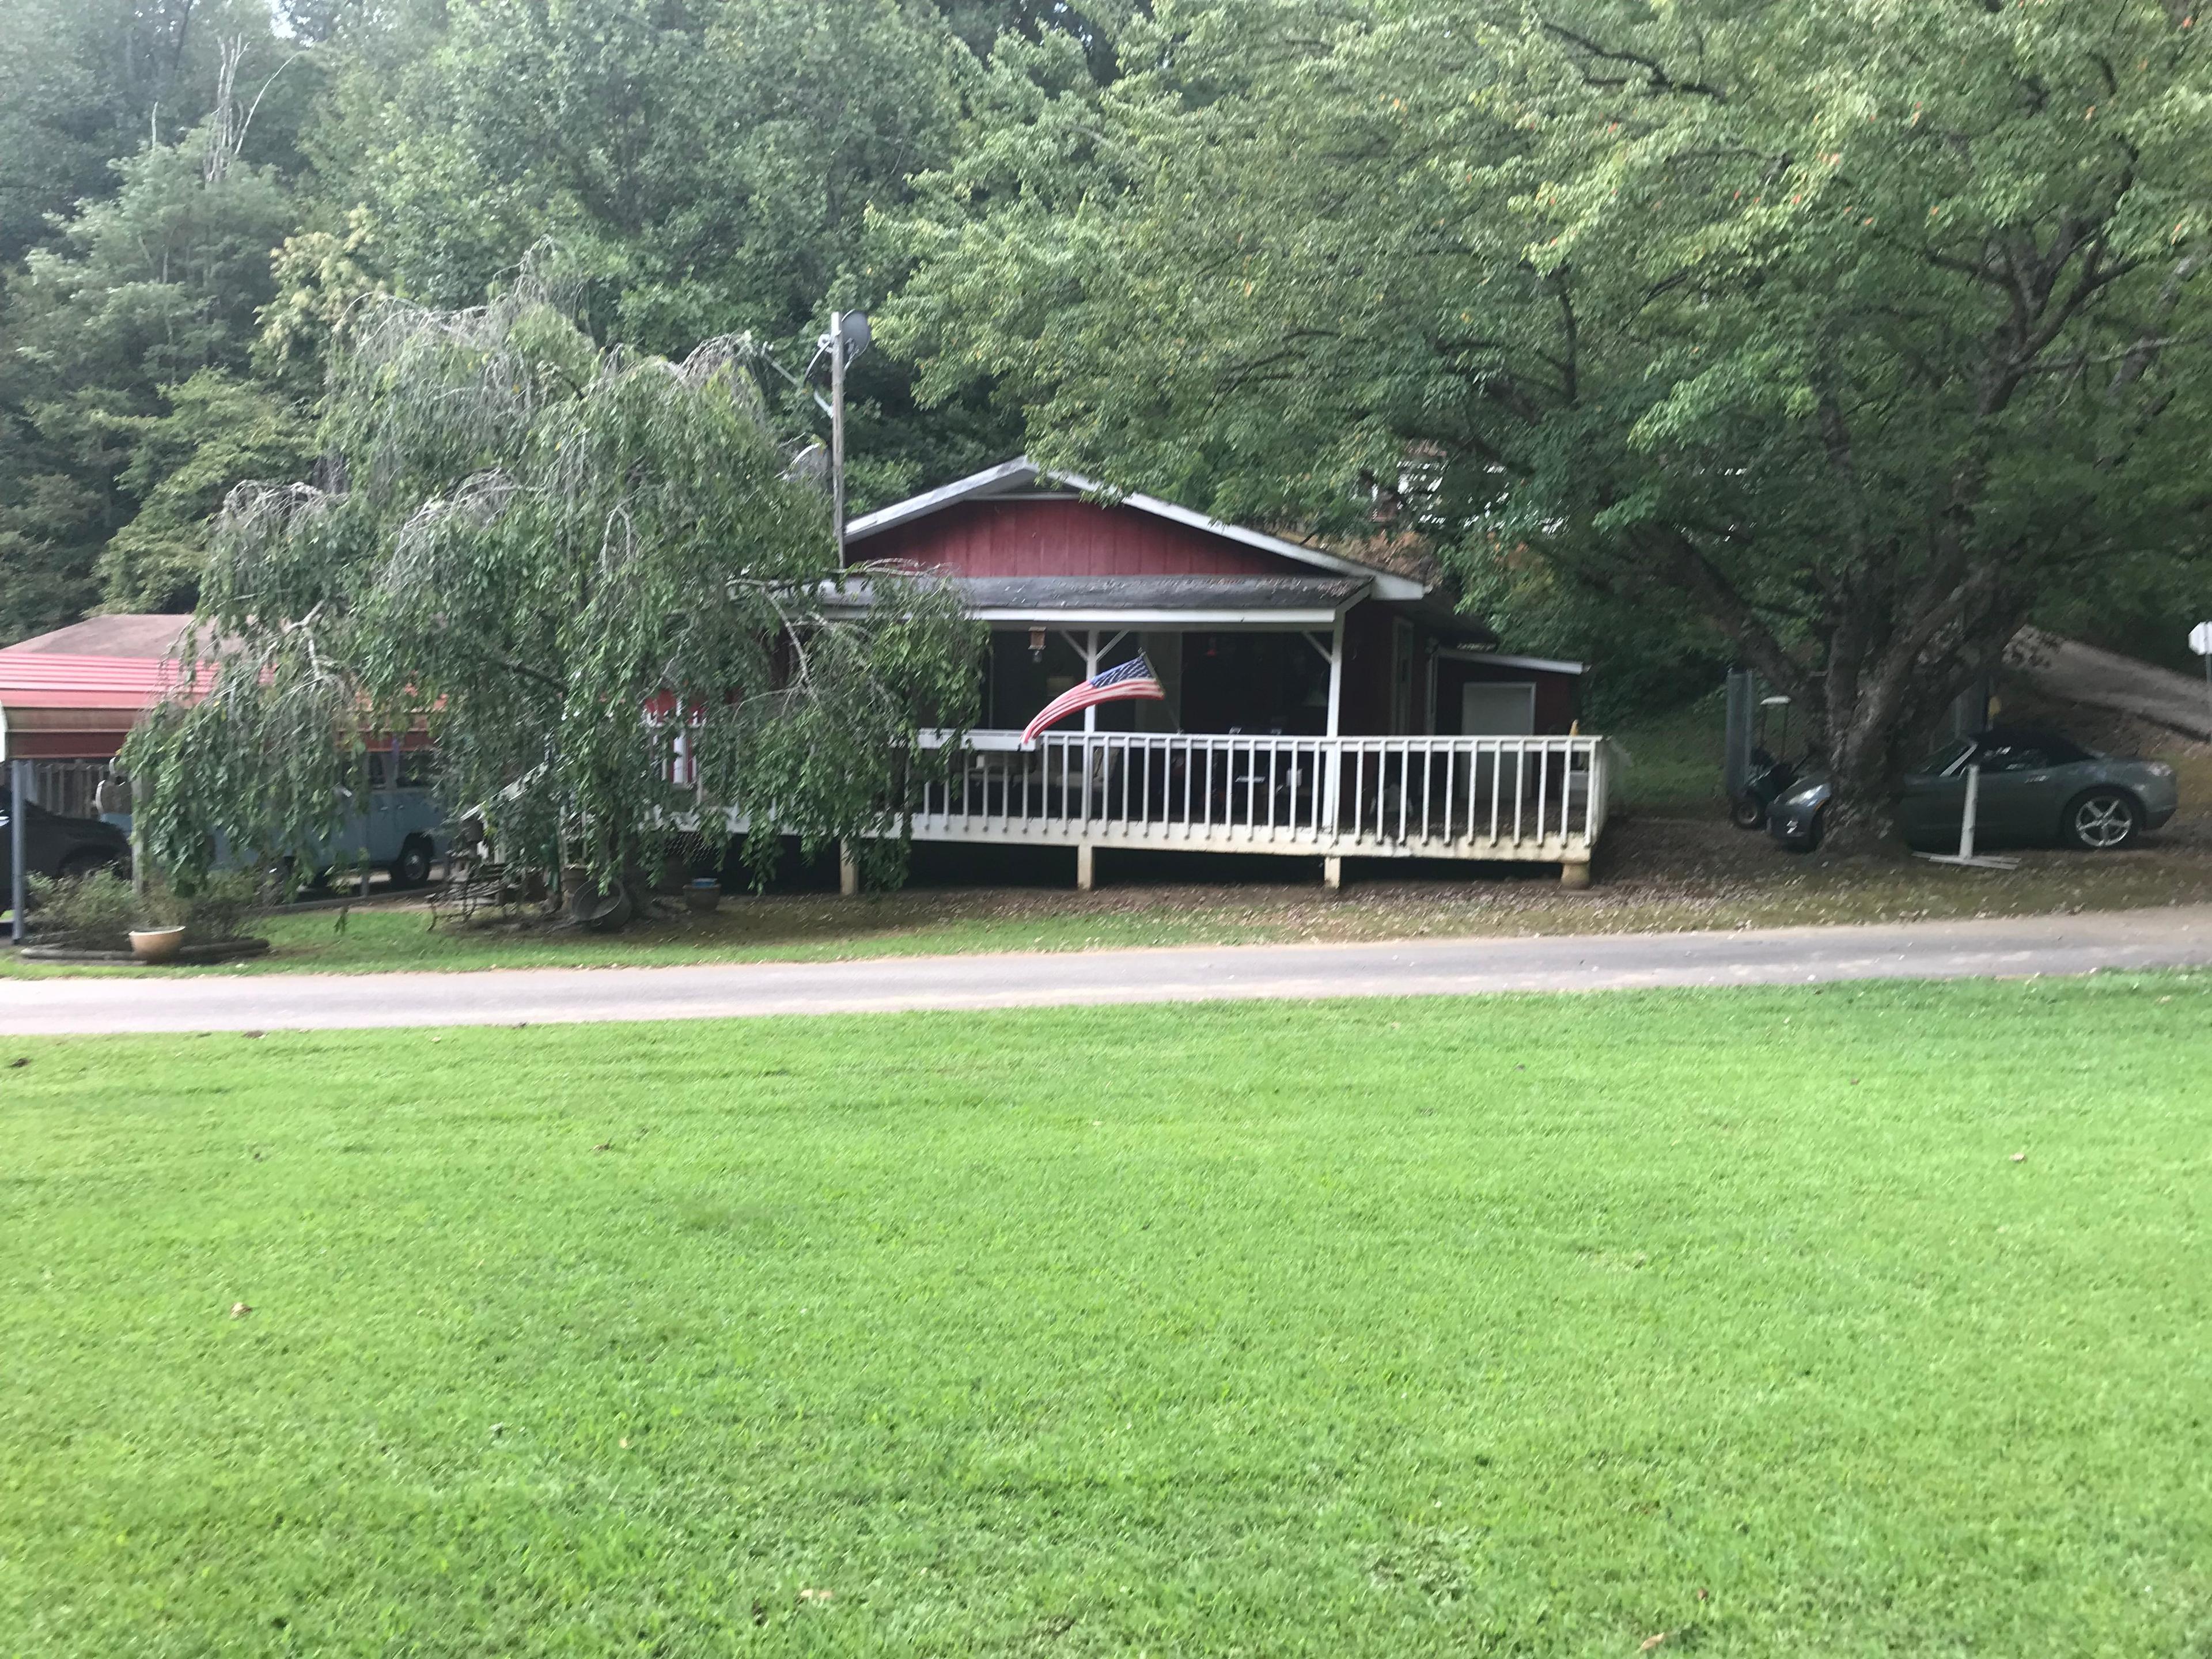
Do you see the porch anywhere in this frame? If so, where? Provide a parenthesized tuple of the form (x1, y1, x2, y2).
(902, 729, 1610, 888)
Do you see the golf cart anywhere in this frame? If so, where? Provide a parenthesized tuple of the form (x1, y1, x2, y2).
(1730, 693, 1813, 830)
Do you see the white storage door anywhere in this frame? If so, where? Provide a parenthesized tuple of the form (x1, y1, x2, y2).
(1461, 681, 1536, 736)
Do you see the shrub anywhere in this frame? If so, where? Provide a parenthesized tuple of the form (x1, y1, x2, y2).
(25, 869, 267, 949)
(172, 869, 265, 943)
(25, 870, 139, 950)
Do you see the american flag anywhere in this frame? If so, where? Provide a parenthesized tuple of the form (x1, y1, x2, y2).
(1021, 653, 1165, 744)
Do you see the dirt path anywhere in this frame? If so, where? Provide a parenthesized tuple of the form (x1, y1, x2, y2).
(3, 905, 2205, 1035)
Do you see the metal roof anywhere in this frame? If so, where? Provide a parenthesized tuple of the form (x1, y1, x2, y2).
(844, 458, 1428, 601)
(1, 613, 192, 659)
(0, 615, 204, 713)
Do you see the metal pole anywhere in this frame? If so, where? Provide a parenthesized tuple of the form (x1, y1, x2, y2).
(1959, 764, 1980, 862)
(9, 758, 27, 945)
(2202, 650, 2211, 732)
(829, 310, 847, 566)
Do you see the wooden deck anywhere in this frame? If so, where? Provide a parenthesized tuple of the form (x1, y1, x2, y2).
(907, 732, 1610, 881)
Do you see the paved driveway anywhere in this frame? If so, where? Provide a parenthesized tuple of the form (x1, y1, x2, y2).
(3, 906, 2207, 1036)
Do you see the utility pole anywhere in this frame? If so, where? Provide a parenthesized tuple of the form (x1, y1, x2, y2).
(819, 308, 868, 566)
(828, 308, 848, 566)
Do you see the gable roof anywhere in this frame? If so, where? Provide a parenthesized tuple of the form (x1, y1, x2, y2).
(844, 457, 1429, 602)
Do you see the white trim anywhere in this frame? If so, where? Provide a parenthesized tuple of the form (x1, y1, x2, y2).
(843, 457, 1039, 538)
(845, 456, 1428, 601)
(1438, 647, 1586, 676)
(967, 606, 1349, 627)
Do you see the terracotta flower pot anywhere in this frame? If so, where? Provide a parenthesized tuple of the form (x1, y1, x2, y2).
(129, 926, 187, 964)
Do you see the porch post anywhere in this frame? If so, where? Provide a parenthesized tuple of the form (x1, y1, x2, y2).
(839, 841, 859, 896)
(1075, 842, 1094, 892)
(1321, 618, 1345, 877)
(1078, 629, 1099, 877)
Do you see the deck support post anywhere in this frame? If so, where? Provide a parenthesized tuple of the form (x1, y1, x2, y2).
(1559, 859, 1591, 889)
(1075, 843, 1095, 892)
(838, 842, 859, 896)
(1322, 855, 1343, 891)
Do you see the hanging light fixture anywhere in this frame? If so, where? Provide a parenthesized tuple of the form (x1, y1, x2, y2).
(1028, 626, 1046, 662)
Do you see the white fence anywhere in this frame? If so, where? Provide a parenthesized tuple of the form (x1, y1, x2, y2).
(908, 732, 1609, 864)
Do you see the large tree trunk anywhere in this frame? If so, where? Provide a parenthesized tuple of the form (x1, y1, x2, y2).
(1815, 719, 1908, 858)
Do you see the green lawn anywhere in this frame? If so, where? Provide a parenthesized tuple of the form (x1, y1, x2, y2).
(5, 979, 2211, 1655)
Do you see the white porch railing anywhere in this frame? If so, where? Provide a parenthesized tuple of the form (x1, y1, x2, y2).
(909, 732, 1609, 863)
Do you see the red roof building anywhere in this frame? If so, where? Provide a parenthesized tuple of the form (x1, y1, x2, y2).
(0, 614, 196, 763)
(844, 457, 1583, 740)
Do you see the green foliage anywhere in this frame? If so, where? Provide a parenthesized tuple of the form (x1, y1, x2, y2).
(887, 0, 2212, 840)
(96, 370, 316, 611)
(124, 271, 984, 900)
(0, 0, 314, 264)
(6, 978, 2212, 1652)
(21, 869, 142, 949)
(20, 866, 264, 948)
(0, 0, 320, 641)
(294, 0, 1020, 510)
(0, 125, 308, 637)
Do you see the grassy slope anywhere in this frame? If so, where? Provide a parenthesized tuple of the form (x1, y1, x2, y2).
(1607, 688, 1731, 814)
(4, 978, 2210, 1656)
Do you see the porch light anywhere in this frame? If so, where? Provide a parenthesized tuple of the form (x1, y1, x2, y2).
(1029, 626, 1046, 662)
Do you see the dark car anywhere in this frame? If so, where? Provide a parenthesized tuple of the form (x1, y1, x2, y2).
(0, 789, 133, 895)
(1768, 726, 2179, 853)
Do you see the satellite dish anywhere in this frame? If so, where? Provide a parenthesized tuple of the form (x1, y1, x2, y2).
(837, 309, 870, 363)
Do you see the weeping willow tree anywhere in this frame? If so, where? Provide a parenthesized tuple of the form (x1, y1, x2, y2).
(122, 271, 982, 906)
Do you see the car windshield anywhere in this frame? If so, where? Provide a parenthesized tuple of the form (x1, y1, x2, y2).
(1915, 739, 1974, 775)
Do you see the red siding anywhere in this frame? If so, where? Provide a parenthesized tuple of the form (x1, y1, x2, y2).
(859, 498, 1305, 579)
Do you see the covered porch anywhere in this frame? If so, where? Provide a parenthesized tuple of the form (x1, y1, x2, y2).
(831, 573, 1607, 889)
(832, 456, 1613, 889)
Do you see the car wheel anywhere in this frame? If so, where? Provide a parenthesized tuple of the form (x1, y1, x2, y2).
(1729, 793, 1767, 830)
(2061, 788, 2141, 851)
(389, 837, 433, 889)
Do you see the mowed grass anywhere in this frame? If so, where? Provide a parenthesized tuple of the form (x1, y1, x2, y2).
(4, 980, 2210, 1656)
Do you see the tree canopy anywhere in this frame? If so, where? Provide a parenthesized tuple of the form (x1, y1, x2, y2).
(10, 0, 2212, 837)
(124, 273, 981, 896)
(886, 0, 2212, 837)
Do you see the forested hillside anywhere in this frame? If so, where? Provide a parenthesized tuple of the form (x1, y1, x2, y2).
(4, 0, 2208, 832)
(0, 0, 1090, 645)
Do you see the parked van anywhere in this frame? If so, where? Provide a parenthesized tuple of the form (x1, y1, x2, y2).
(317, 746, 448, 888)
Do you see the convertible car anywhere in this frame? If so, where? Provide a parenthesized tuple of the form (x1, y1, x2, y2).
(1768, 726, 2178, 853)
